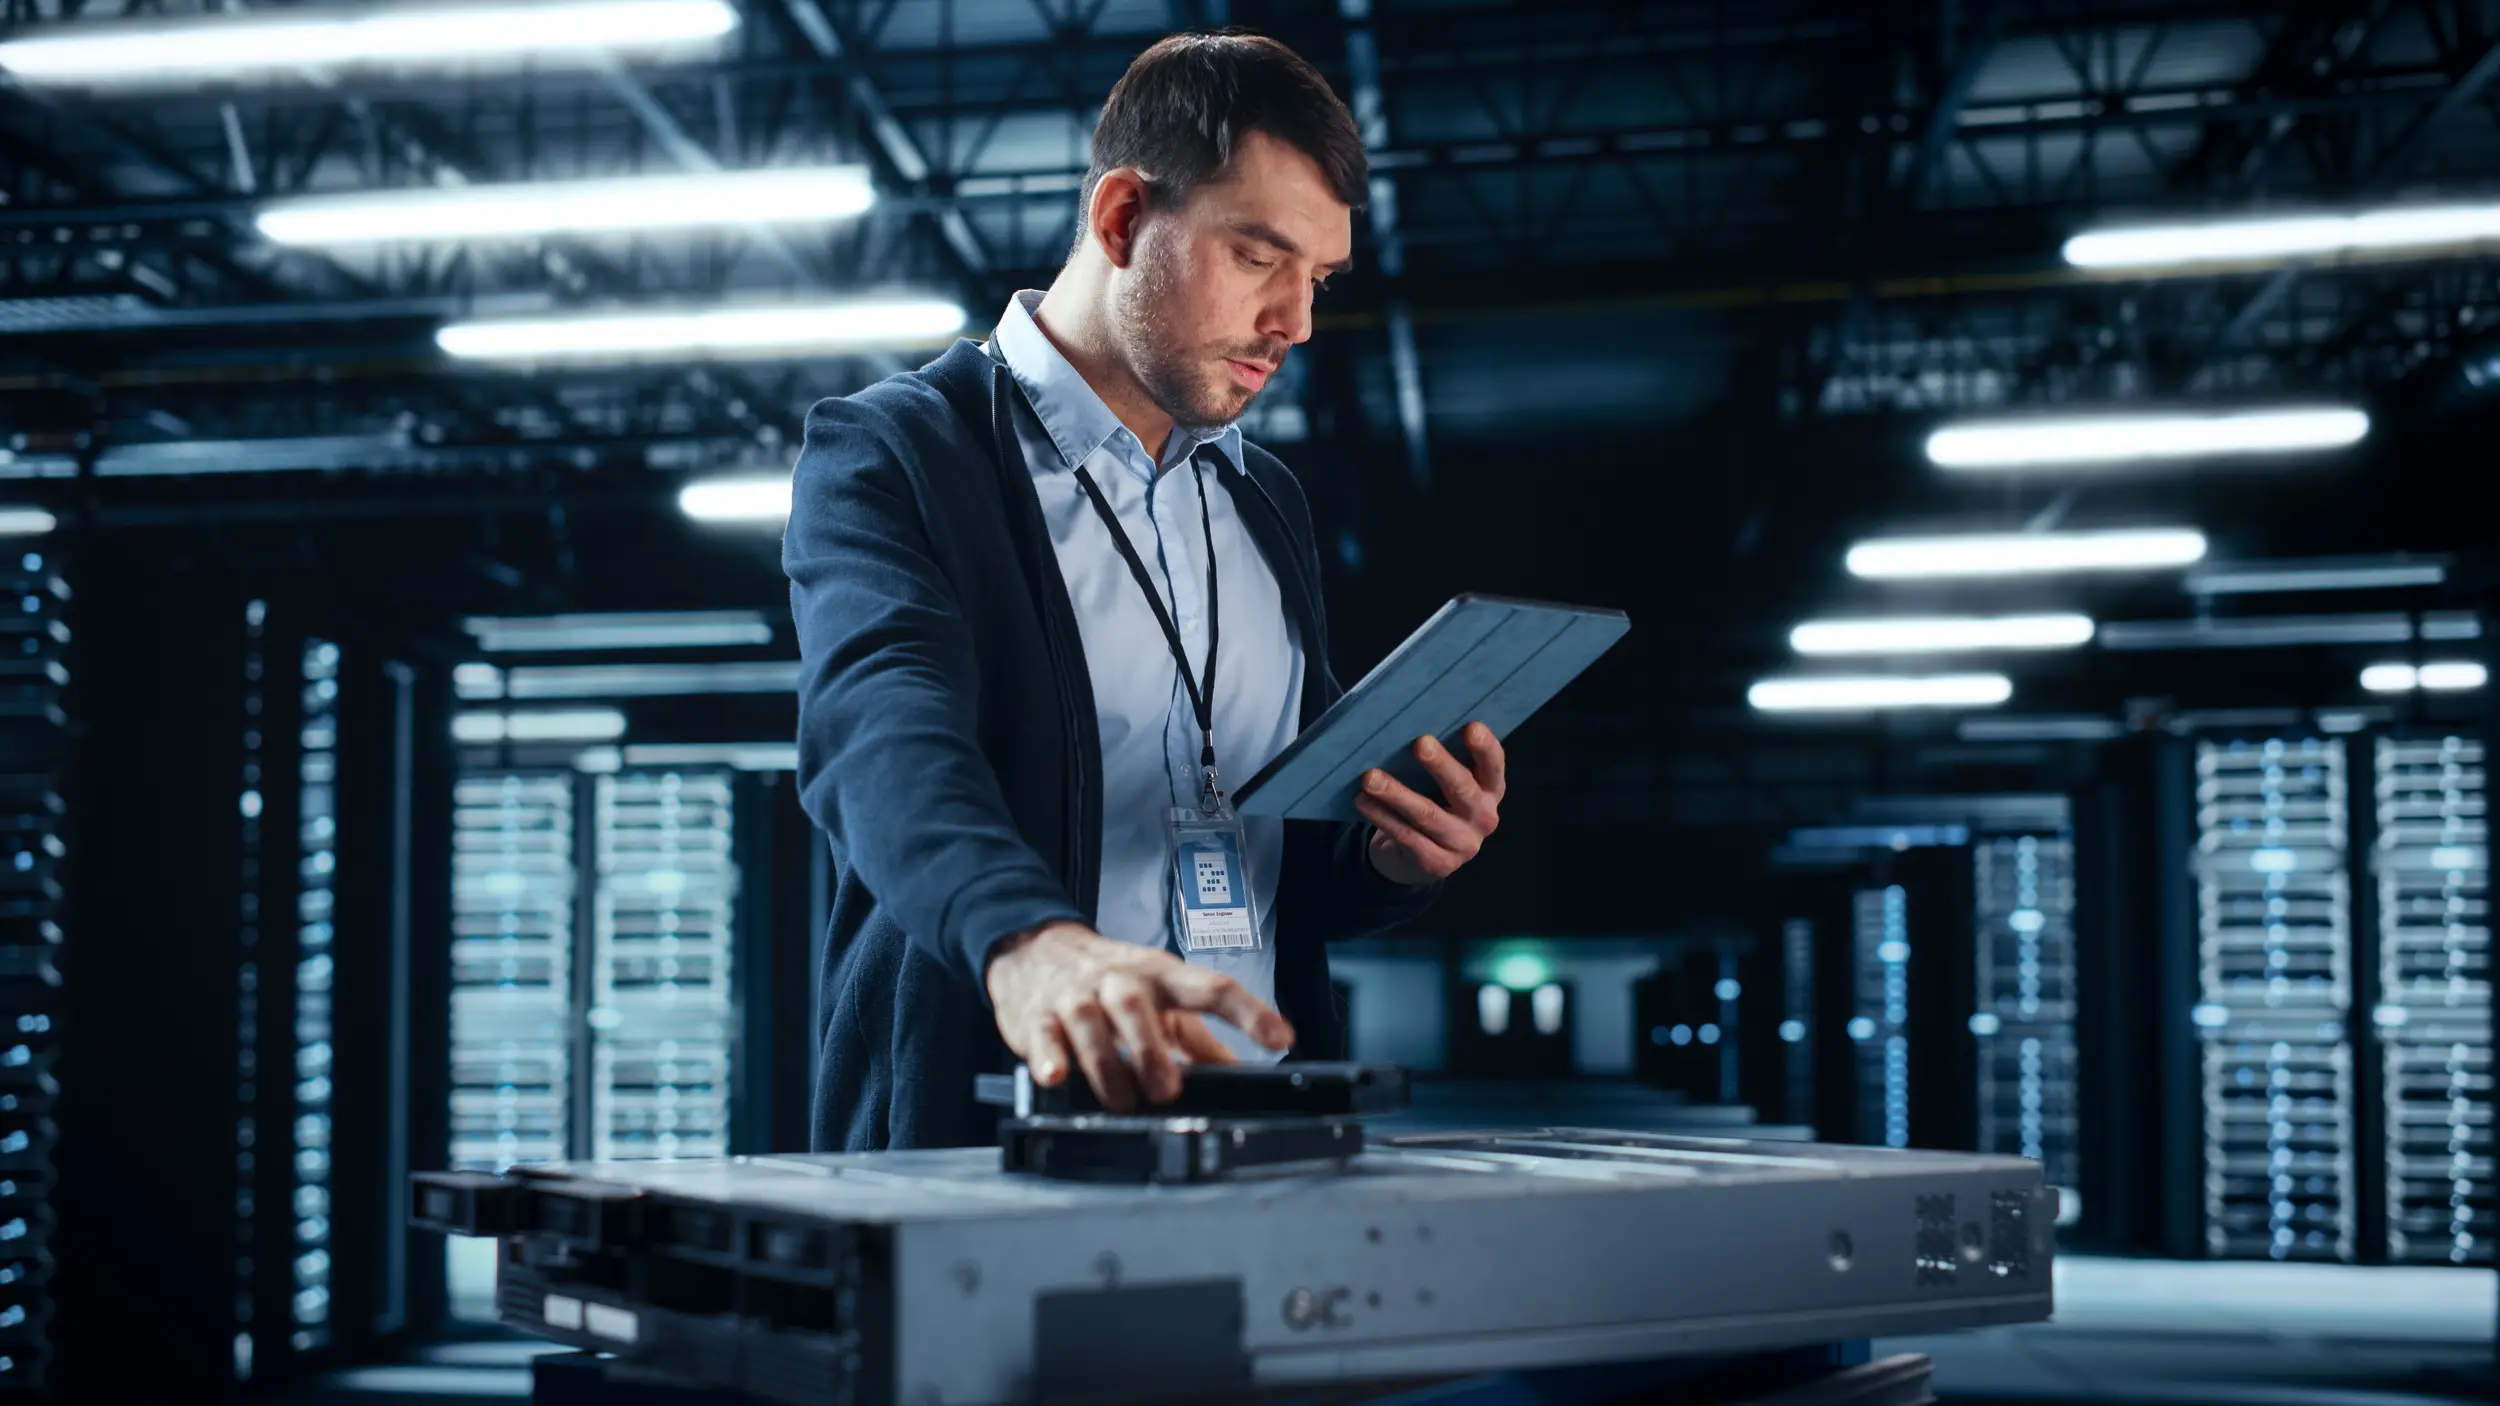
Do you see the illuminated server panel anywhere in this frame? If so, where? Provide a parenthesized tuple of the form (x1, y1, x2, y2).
(1, 553, 68, 1393)
(449, 774, 575, 1170)
(590, 772, 737, 1161)
(2193, 738, 2356, 1262)
(1971, 836, 2079, 1194)
(1850, 886, 1910, 1148)
(2373, 736, 2492, 1266)
(291, 640, 339, 1351)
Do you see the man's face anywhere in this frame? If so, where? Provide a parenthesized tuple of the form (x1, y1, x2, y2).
(1111, 130, 1355, 432)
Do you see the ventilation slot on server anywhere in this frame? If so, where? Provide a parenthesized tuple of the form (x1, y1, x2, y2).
(0, 553, 68, 1393)
(2373, 736, 2492, 1266)
(2194, 737, 2356, 1262)
(1972, 836, 2079, 1207)
(591, 772, 736, 1162)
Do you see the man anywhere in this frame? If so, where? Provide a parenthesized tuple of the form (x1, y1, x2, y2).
(784, 31, 1507, 1152)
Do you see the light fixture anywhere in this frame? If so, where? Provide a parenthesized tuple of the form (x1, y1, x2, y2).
(1846, 528, 2207, 580)
(502, 661, 800, 699)
(257, 167, 873, 246)
(0, 0, 736, 88)
(1790, 614, 2095, 656)
(679, 474, 792, 523)
(463, 610, 774, 653)
(451, 708, 629, 743)
(0, 507, 56, 536)
(437, 297, 964, 362)
(1747, 674, 2013, 713)
(2065, 202, 2500, 271)
(2362, 661, 2489, 694)
(2185, 555, 2448, 596)
(1924, 408, 2367, 470)
(1489, 950, 1553, 992)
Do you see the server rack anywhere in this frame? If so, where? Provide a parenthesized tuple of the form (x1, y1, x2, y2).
(0, 553, 67, 1393)
(2192, 736, 2357, 1262)
(2371, 734, 2493, 1265)
(448, 773, 576, 1173)
(1851, 886, 1912, 1149)
(1972, 836, 2081, 1202)
(588, 771, 737, 1162)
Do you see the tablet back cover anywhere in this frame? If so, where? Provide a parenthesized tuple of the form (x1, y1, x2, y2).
(1234, 594, 1627, 822)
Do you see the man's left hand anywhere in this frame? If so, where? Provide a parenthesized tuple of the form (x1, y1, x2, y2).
(1356, 721, 1505, 886)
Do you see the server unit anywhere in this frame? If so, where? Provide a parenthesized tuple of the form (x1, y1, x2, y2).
(1971, 836, 2080, 1201)
(2192, 737, 2356, 1262)
(2371, 735, 2493, 1265)
(0, 553, 67, 1393)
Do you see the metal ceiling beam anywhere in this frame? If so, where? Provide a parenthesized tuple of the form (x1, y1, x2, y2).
(767, 0, 999, 298)
(1896, 0, 2006, 207)
(2191, 29, 2500, 384)
(1339, 0, 1426, 488)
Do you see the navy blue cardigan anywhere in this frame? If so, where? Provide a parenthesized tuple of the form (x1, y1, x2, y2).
(784, 339, 1440, 1151)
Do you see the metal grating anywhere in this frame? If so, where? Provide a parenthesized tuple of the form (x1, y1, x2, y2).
(1971, 836, 2080, 1192)
(2373, 736, 2493, 1266)
(590, 771, 736, 1162)
(0, 551, 69, 1393)
(2193, 737, 2357, 1262)
(449, 773, 575, 1171)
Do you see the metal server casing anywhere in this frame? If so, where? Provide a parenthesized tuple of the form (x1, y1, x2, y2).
(418, 1129, 2055, 1406)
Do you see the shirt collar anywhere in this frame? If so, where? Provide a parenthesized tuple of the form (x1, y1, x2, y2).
(991, 290, 1245, 476)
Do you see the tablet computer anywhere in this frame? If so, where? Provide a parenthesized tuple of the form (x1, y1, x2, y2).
(1231, 593, 1629, 822)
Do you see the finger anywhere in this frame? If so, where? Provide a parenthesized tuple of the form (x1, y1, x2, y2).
(1022, 1014, 1077, 1088)
(1165, 1010, 1239, 1065)
(1360, 769, 1483, 855)
(1463, 721, 1507, 800)
(1059, 999, 1139, 1114)
(1160, 963, 1295, 1051)
(1100, 971, 1180, 1104)
(1410, 734, 1485, 813)
(1357, 795, 1459, 877)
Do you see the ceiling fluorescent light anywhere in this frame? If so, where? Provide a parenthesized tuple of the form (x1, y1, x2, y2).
(258, 167, 872, 247)
(2102, 613, 2426, 651)
(2186, 555, 2448, 596)
(1791, 614, 2094, 656)
(452, 708, 630, 743)
(623, 743, 800, 772)
(0, 507, 57, 536)
(2368, 660, 2491, 693)
(0, 0, 735, 88)
(503, 661, 800, 699)
(1748, 674, 2013, 713)
(1956, 715, 2126, 743)
(1847, 528, 2206, 580)
(1925, 407, 2367, 470)
(463, 611, 774, 653)
(680, 474, 792, 523)
(2065, 202, 2500, 271)
(436, 297, 964, 362)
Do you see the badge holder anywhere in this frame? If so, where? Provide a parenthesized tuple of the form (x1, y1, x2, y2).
(1170, 769, 1260, 955)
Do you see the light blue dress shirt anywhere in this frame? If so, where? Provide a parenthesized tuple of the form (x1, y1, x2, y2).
(988, 292, 1306, 1063)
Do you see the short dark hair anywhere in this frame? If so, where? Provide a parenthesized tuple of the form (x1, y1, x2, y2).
(1080, 31, 1367, 233)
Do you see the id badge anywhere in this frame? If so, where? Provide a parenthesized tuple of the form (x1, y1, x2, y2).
(1169, 806, 1261, 954)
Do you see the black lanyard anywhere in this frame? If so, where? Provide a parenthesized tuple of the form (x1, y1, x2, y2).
(1069, 455, 1224, 801)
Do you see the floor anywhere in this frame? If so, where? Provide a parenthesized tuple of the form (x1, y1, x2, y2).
(287, 1257, 2498, 1405)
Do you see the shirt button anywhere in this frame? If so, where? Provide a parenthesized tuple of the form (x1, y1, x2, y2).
(1181, 617, 1201, 634)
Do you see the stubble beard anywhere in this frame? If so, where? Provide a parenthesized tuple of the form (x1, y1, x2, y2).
(1114, 237, 1264, 433)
